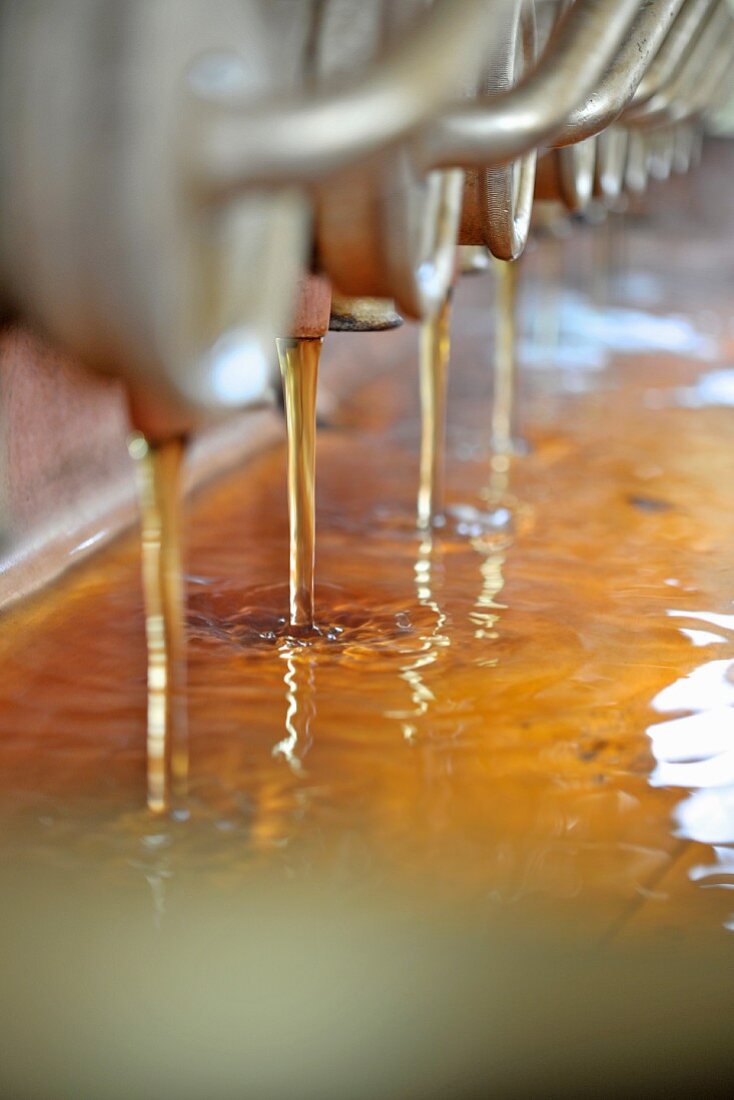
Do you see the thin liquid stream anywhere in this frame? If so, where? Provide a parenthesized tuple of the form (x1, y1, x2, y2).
(417, 293, 452, 530)
(129, 433, 188, 813)
(491, 257, 519, 454)
(276, 337, 322, 629)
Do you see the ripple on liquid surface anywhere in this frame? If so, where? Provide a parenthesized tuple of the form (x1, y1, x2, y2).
(188, 581, 440, 659)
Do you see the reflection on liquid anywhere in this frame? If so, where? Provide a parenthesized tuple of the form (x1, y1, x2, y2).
(273, 643, 316, 774)
(438, 258, 525, 540)
(520, 288, 718, 373)
(469, 537, 506, 646)
(389, 535, 450, 743)
(469, 454, 513, 647)
(675, 368, 734, 409)
(128, 835, 173, 931)
(677, 629, 728, 648)
(129, 433, 188, 814)
(649, 617, 734, 931)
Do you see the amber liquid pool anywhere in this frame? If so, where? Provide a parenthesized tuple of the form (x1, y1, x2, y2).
(2, 158, 734, 1095)
(3, 232, 734, 941)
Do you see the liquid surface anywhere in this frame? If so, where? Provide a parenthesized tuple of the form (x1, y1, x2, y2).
(2, 163, 734, 960)
(5, 155, 734, 1095)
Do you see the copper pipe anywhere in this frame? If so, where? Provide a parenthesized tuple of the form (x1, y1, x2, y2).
(551, 0, 686, 147)
(420, 0, 641, 172)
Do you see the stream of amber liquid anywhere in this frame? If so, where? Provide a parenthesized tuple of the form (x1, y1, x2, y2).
(129, 433, 187, 813)
(417, 293, 453, 530)
(491, 258, 519, 454)
(276, 337, 322, 629)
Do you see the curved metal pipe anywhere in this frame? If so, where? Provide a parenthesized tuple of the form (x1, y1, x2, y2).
(626, 1, 733, 129)
(623, 0, 716, 114)
(671, 122, 695, 173)
(186, 0, 512, 196)
(419, 0, 641, 173)
(551, 0, 685, 147)
(664, 33, 734, 125)
(464, 0, 538, 261)
(535, 137, 596, 213)
(708, 43, 734, 114)
(594, 126, 629, 202)
(624, 129, 651, 194)
(648, 127, 675, 180)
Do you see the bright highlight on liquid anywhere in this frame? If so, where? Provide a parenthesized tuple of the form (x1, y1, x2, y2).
(276, 337, 322, 630)
(130, 432, 188, 813)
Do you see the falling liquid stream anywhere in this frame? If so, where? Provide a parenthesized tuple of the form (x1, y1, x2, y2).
(491, 258, 519, 455)
(129, 433, 188, 813)
(417, 294, 452, 531)
(276, 337, 322, 630)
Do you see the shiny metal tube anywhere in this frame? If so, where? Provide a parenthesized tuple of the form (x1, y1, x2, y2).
(692, 28, 734, 114)
(671, 122, 695, 173)
(708, 45, 734, 114)
(459, 0, 538, 261)
(187, 0, 512, 196)
(625, 1, 734, 129)
(535, 136, 597, 213)
(419, 0, 641, 172)
(312, 0, 471, 321)
(648, 127, 675, 180)
(677, 127, 693, 175)
(594, 126, 629, 203)
(624, 0, 715, 112)
(673, 38, 734, 125)
(625, 129, 652, 194)
(551, 0, 685, 147)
